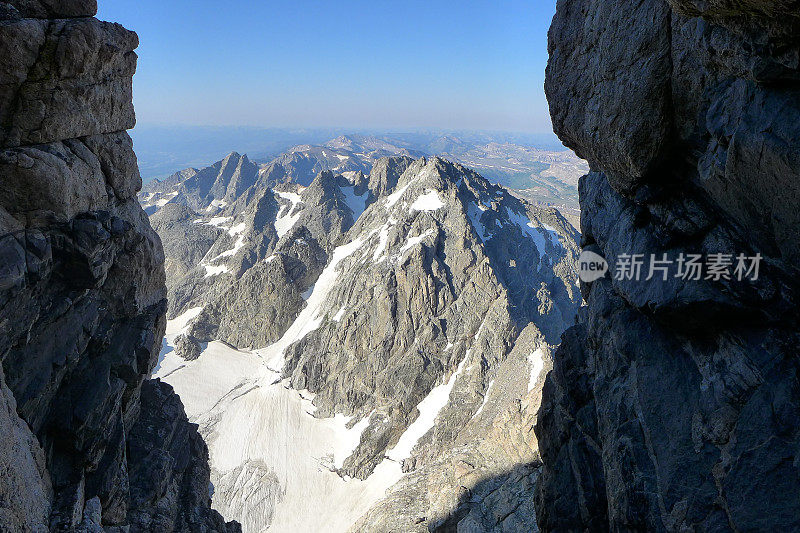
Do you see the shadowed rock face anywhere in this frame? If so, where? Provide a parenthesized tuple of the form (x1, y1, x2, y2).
(537, 1, 800, 531)
(0, 1, 238, 531)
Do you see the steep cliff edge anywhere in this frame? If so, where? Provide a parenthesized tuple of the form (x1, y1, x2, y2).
(0, 1, 238, 530)
(536, 1, 800, 531)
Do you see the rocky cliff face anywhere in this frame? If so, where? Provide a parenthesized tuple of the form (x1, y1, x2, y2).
(0, 1, 238, 530)
(536, 1, 800, 531)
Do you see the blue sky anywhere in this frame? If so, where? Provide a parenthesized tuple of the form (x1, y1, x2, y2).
(98, 1, 557, 133)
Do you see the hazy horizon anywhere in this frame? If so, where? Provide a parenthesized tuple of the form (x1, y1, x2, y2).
(130, 125, 567, 180)
(98, 1, 557, 134)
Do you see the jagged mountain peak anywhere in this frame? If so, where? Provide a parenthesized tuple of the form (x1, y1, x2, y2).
(324, 134, 357, 148)
(139, 150, 259, 215)
(366, 154, 415, 197)
(149, 154, 579, 334)
(223, 150, 244, 160)
(143, 149, 581, 532)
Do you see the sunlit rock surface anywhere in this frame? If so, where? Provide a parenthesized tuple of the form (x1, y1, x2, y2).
(147, 155, 582, 531)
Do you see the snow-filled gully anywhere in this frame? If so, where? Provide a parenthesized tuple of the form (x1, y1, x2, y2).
(155, 187, 477, 532)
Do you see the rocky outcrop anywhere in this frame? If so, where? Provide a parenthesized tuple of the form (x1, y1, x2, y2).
(0, 363, 51, 531)
(149, 202, 222, 292)
(536, 1, 800, 531)
(126, 380, 239, 532)
(0, 2, 238, 531)
(351, 324, 549, 533)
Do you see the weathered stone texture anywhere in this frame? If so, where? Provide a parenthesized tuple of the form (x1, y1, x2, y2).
(126, 380, 240, 533)
(0, 3, 239, 531)
(545, 0, 673, 192)
(2, 0, 97, 19)
(0, 17, 136, 147)
(0, 363, 52, 532)
(537, 1, 800, 531)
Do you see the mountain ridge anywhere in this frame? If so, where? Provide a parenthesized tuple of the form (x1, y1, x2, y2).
(142, 149, 581, 531)
(141, 132, 588, 211)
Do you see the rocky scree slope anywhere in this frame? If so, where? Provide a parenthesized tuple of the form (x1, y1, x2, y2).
(146, 154, 582, 532)
(536, 1, 800, 531)
(0, 1, 238, 531)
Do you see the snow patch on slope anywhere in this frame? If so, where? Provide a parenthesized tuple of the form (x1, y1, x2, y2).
(211, 223, 248, 261)
(332, 307, 347, 322)
(254, 228, 376, 372)
(385, 179, 415, 208)
(474, 380, 495, 419)
(153, 306, 204, 375)
(528, 348, 545, 392)
(207, 216, 233, 227)
(467, 202, 488, 241)
(204, 264, 229, 278)
(409, 191, 445, 212)
(372, 224, 391, 263)
(387, 354, 468, 462)
(400, 229, 435, 253)
(332, 414, 371, 469)
(274, 191, 303, 238)
(155, 191, 178, 207)
(506, 208, 550, 257)
(228, 222, 246, 236)
(340, 185, 368, 220)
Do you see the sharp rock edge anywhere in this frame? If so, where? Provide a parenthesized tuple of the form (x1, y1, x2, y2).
(0, 2, 240, 531)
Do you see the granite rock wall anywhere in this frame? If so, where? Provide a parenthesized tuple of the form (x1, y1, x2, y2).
(0, 1, 239, 530)
(536, 1, 800, 531)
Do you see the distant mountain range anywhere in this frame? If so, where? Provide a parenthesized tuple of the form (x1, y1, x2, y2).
(139, 151, 582, 531)
(138, 131, 588, 210)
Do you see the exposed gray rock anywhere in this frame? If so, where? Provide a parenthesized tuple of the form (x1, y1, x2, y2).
(537, 1, 800, 531)
(352, 324, 549, 533)
(545, 0, 673, 193)
(173, 334, 203, 361)
(3, 0, 97, 18)
(0, 363, 51, 532)
(0, 17, 137, 147)
(76, 496, 103, 533)
(149, 202, 222, 292)
(260, 145, 370, 187)
(126, 380, 239, 533)
(149, 151, 580, 531)
(0, 3, 239, 531)
(0, 133, 137, 220)
(209, 461, 281, 533)
(139, 152, 259, 215)
(279, 157, 579, 478)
